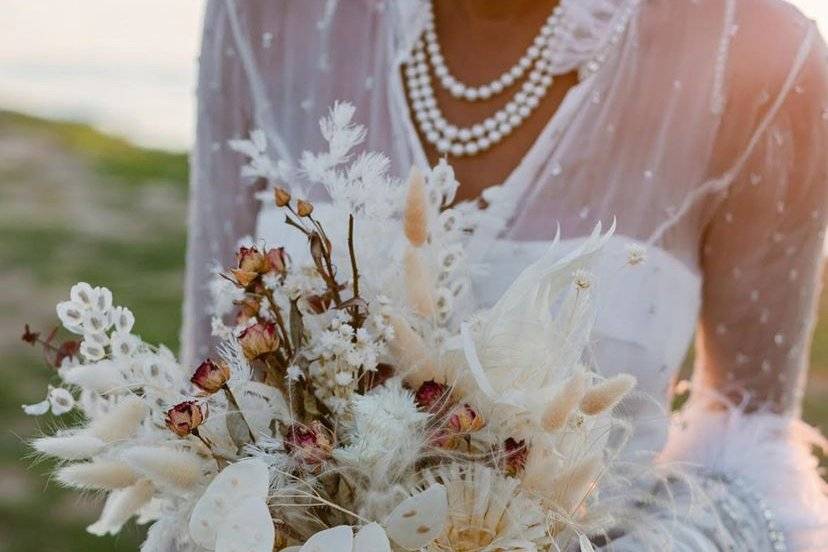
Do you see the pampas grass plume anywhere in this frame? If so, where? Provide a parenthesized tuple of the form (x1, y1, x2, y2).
(87, 479, 154, 536)
(122, 446, 204, 491)
(388, 314, 437, 387)
(403, 165, 428, 247)
(61, 361, 123, 393)
(56, 460, 139, 490)
(404, 246, 434, 318)
(33, 435, 105, 460)
(580, 374, 636, 416)
(545, 454, 604, 512)
(86, 395, 148, 443)
(542, 370, 586, 432)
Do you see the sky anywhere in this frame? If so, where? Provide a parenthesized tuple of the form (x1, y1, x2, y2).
(0, 1, 826, 151)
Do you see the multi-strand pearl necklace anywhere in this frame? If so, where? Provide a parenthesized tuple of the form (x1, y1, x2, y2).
(404, 1, 571, 157)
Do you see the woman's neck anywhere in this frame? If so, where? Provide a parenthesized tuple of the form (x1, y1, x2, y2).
(454, 0, 557, 21)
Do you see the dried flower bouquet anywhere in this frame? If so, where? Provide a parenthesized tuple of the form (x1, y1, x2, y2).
(21, 103, 637, 552)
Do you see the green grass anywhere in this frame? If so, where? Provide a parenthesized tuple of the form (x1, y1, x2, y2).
(0, 111, 825, 551)
(0, 112, 187, 552)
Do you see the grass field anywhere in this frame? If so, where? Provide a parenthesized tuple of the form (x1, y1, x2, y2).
(0, 111, 825, 551)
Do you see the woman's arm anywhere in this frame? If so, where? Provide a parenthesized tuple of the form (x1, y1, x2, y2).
(657, 7, 828, 550)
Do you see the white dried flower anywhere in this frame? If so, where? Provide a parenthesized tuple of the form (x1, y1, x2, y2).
(23, 386, 76, 416)
(626, 243, 647, 265)
(573, 269, 594, 290)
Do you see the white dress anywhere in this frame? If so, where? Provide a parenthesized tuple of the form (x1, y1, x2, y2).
(182, 0, 828, 549)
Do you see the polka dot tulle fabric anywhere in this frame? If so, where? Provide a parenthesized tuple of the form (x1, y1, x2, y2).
(183, 1, 828, 549)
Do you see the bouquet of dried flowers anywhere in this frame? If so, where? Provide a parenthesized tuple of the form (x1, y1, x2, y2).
(21, 103, 638, 552)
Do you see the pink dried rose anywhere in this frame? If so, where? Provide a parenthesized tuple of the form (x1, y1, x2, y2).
(231, 246, 288, 287)
(165, 401, 207, 437)
(447, 403, 486, 434)
(265, 247, 287, 275)
(238, 322, 280, 360)
(501, 437, 528, 477)
(432, 403, 486, 449)
(284, 421, 333, 466)
(415, 380, 450, 413)
(235, 297, 261, 324)
(190, 359, 231, 394)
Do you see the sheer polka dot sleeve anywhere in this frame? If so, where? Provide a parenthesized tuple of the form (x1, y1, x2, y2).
(695, 21, 828, 414)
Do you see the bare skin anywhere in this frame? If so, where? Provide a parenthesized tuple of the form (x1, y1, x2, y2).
(405, 0, 577, 203)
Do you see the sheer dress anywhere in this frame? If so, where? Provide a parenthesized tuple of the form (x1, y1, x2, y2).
(182, 1, 828, 549)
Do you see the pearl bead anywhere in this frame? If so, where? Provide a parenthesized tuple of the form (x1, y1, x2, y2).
(404, 0, 625, 158)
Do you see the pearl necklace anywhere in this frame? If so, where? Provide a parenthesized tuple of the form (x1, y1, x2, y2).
(404, 1, 572, 157)
(404, 0, 638, 158)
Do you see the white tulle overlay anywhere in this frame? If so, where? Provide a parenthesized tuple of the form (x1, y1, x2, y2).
(184, 0, 828, 549)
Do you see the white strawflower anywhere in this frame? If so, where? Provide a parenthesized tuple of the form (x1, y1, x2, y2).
(626, 243, 647, 265)
(334, 379, 429, 479)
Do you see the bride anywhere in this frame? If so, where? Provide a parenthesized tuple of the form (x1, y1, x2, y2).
(181, 0, 828, 549)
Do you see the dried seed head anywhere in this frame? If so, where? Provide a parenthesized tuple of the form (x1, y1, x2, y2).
(296, 199, 314, 217)
(580, 374, 636, 416)
(404, 165, 429, 247)
(274, 186, 291, 207)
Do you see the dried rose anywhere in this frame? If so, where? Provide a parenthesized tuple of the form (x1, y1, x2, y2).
(265, 247, 287, 275)
(296, 199, 314, 217)
(284, 421, 333, 466)
(165, 401, 207, 437)
(447, 403, 485, 433)
(415, 380, 450, 413)
(235, 297, 261, 324)
(232, 246, 268, 287)
(501, 437, 528, 477)
(238, 322, 279, 360)
(190, 359, 231, 394)
(274, 186, 291, 207)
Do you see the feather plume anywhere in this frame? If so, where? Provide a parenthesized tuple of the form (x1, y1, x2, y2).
(87, 479, 154, 536)
(56, 460, 139, 490)
(404, 246, 434, 318)
(542, 370, 587, 432)
(86, 395, 148, 442)
(580, 374, 636, 416)
(33, 434, 105, 460)
(121, 446, 205, 491)
(403, 166, 429, 246)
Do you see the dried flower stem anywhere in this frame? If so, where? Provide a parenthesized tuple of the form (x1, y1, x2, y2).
(222, 385, 257, 444)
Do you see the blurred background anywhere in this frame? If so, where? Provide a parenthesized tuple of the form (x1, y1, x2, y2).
(0, 1, 826, 551)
